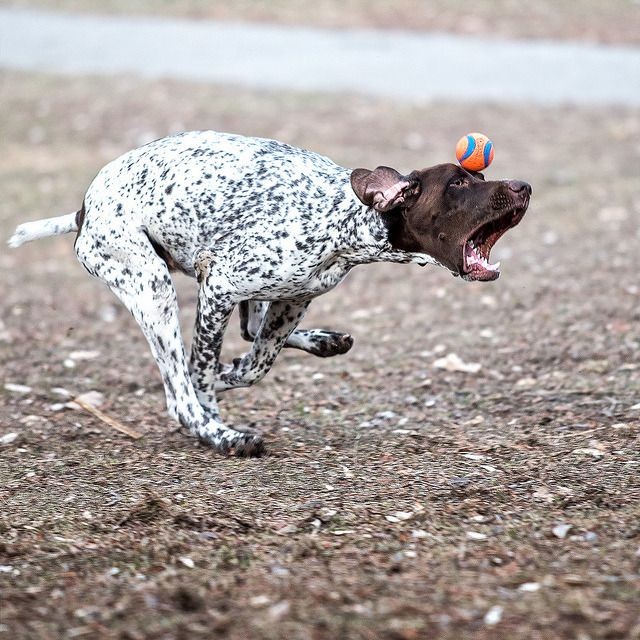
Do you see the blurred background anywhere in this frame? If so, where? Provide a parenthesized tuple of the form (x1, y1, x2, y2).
(1, 2, 639, 639)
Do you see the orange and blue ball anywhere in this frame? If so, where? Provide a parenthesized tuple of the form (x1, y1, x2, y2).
(455, 133, 494, 172)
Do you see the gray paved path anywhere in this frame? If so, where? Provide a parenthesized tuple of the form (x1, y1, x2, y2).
(1, 7, 639, 106)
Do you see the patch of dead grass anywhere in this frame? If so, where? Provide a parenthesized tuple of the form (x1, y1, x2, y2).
(0, 71, 639, 639)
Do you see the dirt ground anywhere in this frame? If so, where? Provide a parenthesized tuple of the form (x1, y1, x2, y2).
(2, 0, 640, 45)
(0, 70, 639, 639)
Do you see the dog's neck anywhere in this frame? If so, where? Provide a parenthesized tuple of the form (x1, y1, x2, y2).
(336, 183, 441, 269)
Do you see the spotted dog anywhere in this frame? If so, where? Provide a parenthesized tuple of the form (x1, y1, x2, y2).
(9, 131, 531, 456)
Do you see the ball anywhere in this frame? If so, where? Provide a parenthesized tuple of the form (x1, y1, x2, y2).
(455, 132, 494, 172)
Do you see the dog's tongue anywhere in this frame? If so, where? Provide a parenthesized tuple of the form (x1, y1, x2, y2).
(465, 241, 500, 272)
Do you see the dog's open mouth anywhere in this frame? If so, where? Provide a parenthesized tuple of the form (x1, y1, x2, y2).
(462, 206, 527, 281)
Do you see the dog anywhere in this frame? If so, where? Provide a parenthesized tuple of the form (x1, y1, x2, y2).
(9, 131, 531, 456)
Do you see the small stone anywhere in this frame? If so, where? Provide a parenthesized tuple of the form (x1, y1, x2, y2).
(267, 600, 290, 621)
(4, 383, 32, 394)
(68, 350, 100, 361)
(275, 524, 298, 535)
(99, 305, 118, 322)
(518, 582, 541, 592)
(0, 433, 18, 445)
(0, 319, 11, 343)
(597, 206, 628, 222)
(484, 605, 503, 625)
(51, 387, 72, 397)
(178, 557, 195, 569)
(552, 523, 572, 539)
(250, 594, 271, 607)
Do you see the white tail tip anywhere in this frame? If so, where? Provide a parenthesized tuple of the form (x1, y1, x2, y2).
(8, 212, 79, 248)
(8, 225, 30, 248)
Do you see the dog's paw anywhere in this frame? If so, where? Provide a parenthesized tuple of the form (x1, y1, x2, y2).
(229, 433, 265, 458)
(197, 424, 265, 457)
(308, 332, 354, 358)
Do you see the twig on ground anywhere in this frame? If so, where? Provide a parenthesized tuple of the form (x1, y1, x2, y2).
(73, 397, 142, 440)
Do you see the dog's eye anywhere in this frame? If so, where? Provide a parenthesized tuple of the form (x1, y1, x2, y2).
(449, 178, 466, 188)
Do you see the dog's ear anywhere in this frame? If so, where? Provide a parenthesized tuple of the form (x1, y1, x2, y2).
(350, 166, 421, 212)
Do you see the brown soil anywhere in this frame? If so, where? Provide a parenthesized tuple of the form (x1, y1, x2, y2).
(0, 71, 639, 639)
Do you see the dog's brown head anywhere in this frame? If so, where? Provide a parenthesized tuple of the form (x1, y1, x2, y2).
(351, 163, 531, 281)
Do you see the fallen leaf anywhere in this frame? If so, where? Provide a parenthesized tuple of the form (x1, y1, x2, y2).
(433, 353, 481, 374)
(392, 511, 413, 521)
(466, 531, 488, 541)
(66, 391, 105, 410)
(571, 448, 604, 458)
(462, 453, 486, 461)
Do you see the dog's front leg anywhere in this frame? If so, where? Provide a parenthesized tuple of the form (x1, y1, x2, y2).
(189, 287, 235, 414)
(216, 300, 311, 392)
(182, 251, 264, 455)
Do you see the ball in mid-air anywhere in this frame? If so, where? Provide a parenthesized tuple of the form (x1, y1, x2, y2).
(455, 132, 494, 172)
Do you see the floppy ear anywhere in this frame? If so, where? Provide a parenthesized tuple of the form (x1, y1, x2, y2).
(350, 166, 421, 212)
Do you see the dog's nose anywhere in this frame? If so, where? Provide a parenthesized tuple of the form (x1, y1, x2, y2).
(508, 180, 532, 196)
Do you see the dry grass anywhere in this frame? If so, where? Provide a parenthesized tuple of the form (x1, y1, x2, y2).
(0, 71, 639, 639)
(2, 0, 640, 44)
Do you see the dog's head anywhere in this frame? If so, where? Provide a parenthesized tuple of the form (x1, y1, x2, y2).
(351, 163, 531, 281)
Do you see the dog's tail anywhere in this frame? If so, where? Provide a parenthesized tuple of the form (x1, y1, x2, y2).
(8, 211, 79, 248)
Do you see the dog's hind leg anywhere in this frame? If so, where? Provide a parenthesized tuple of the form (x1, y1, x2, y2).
(239, 300, 354, 358)
(74, 232, 263, 456)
